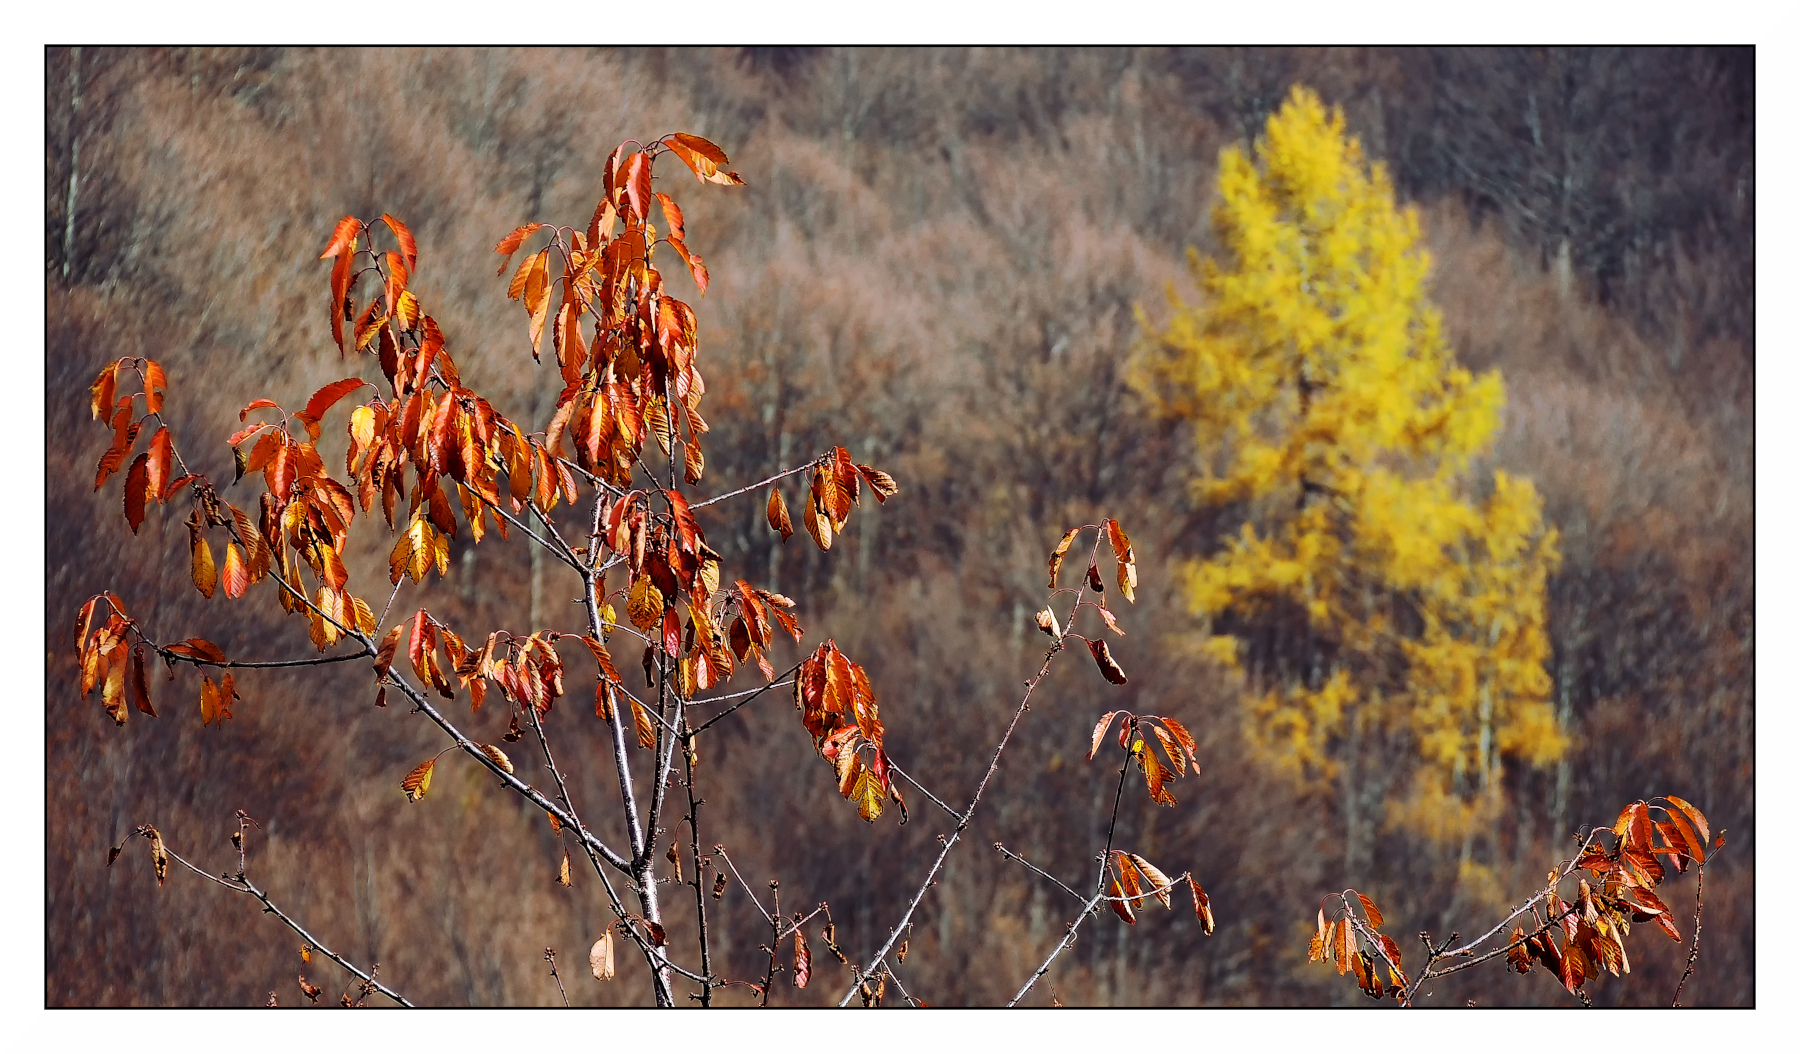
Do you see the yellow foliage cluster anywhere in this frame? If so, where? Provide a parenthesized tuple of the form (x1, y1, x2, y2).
(1134, 87, 1564, 830)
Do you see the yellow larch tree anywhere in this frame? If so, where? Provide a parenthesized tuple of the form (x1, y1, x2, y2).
(1133, 87, 1564, 874)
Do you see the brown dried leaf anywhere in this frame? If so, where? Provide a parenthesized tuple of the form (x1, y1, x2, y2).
(1087, 639, 1127, 685)
(589, 932, 616, 980)
(1356, 892, 1384, 929)
(1035, 607, 1061, 638)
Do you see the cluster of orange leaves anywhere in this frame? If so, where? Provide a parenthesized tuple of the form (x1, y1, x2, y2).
(1309, 796, 1715, 1003)
(796, 641, 904, 823)
(81, 131, 917, 837)
(1507, 796, 1713, 995)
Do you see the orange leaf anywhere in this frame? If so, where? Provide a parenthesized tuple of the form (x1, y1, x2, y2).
(1356, 892, 1384, 929)
(1105, 518, 1137, 603)
(767, 487, 794, 542)
(401, 758, 435, 802)
(143, 360, 167, 415)
(223, 543, 249, 600)
(631, 697, 656, 749)
(1663, 795, 1710, 849)
(199, 673, 220, 725)
(1087, 711, 1119, 761)
(146, 427, 172, 501)
(1107, 878, 1136, 925)
(666, 133, 746, 186)
(1188, 876, 1214, 935)
(1048, 527, 1080, 589)
(318, 215, 360, 259)
(381, 213, 418, 271)
(494, 222, 545, 275)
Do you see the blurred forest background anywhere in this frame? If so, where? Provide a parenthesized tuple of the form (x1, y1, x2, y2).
(45, 47, 1752, 1007)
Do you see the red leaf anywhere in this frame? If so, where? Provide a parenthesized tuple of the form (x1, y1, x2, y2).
(145, 427, 173, 501)
(128, 646, 156, 717)
(792, 927, 811, 988)
(301, 378, 368, 434)
(123, 453, 149, 533)
(239, 398, 280, 422)
(625, 152, 651, 222)
(143, 360, 167, 415)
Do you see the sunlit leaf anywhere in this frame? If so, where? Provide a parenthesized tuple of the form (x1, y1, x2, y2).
(319, 215, 360, 259)
(189, 523, 217, 598)
(1048, 527, 1080, 589)
(401, 758, 435, 802)
(1087, 711, 1119, 761)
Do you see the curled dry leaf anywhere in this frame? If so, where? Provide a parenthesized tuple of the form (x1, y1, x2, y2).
(1188, 876, 1215, 935)
(1035, 607, 1061, 638)
(1048, 527, 1080, 589)
(480, 744, 514, 774)
(1105, 518, 1137, 603)
(712, 872, 728, 900)
(1087, 639, 1127, 685)
(145, 826, 169, 887)
(557, 850, 572, 887)
(298, 975, 322, 1003)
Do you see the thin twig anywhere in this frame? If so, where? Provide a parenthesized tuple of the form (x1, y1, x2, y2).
(152, 834, 413, 1008)
(888, 761, 959, 820)
(691, 662, 805, 734)
(1673, 866, 1705, 1007)
(993, 843, 1087, 905)
(1008, 892, 1106, 1007)
(838, 530, 1105, 1007)
(689, 458, 824, 510)
(545, 949, 570, 1007)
